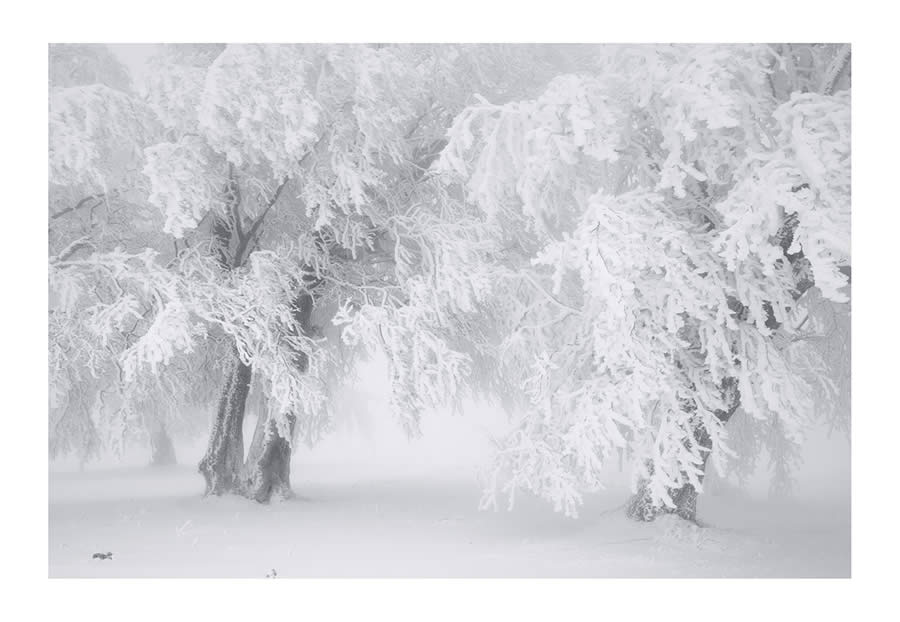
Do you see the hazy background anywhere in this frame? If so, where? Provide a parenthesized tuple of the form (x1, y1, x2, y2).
(51, 353, 850, 505)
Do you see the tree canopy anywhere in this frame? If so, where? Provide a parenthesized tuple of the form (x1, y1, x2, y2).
(438, 44, 850, 516)
(49, 44, 850, 516)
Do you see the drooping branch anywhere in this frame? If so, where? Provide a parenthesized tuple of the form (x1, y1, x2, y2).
(54, 236, 95, 262)
(821, 44, 851, 96)
(521, 272, 583, 316)
(410, 138, 449, 184)
(50, 193, 106, 222)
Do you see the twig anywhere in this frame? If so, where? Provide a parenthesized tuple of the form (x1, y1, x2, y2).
(51, 193, 106, 221)
(595, 502, 627, 518)
(55, 236, 95, 262)
(521, 272, 583, 316)
(821, 44, 851, 96)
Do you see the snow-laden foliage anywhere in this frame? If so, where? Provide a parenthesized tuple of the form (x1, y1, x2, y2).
(142, 44, 226, 131)
(143, 135, 224, 237)
(335, 279, 472, 434)
(50, 44, 582, 462)
(48, 43, 849, 515)
(50, 43, 133, 92)
(49, 247, 219, 460)
(716, 90, 851, 302)
(439, 44, 850, 516)
(50, 85, 159, 191)
(48, 45, 188, 460)
(49, 243, 332, 452)
(198, 44, 323, 179)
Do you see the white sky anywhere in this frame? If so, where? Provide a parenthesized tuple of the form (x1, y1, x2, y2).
(106, 43, 160, 92)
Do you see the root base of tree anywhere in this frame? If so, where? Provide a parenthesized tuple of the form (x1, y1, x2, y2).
(243, 416, 295, 504)
(199, 350, 252, 496)
(626, 480, 701, 524)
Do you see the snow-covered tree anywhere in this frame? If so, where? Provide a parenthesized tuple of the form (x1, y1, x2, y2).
(49, 43, 585, 499)
(438, 44, 851, 521)
(50, 43, 850, 518)
(48, 43, 203, 467)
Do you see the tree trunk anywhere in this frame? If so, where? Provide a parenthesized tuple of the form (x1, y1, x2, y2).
(198, 346, 252, 496)
(243, 413, 296, 503)
(626, 182, 850, 523)
(626, 434, 712, 523)
(627, 379, 740, 523)
(148, 419, 176, 467)
(245, 409, 269, 476)
(238, 287, 315, 503)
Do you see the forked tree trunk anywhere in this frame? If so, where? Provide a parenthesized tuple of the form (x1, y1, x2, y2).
(148, 418, 176, 467)
(198, 346, 253, 496)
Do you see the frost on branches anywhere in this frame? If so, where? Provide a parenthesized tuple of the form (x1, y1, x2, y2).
(48, 44, 850, 516)
(48, 44, 585, 500)
(439, 44, 850, 520)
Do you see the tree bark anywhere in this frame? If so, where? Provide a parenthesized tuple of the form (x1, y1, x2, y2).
(148, 418, 176, 467)
(243, 413, 296, 503)
(197, 167, 315, 501)
(239, 287, 315, 502)
(627, 379, 740, 523)
(245, 409, 269, 476)
(625, 425, 716, 523)
(627, 192, 850, 523)
(198, 346, 252, 496)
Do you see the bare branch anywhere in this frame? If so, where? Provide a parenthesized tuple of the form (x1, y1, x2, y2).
(51, 193, 105, 221)
(54, 236, 95, 262)
(234, 177, 290, 267)
(227, 163, 245, 243)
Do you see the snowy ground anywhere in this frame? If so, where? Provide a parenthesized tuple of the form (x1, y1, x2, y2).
(49, 407, 850, 578)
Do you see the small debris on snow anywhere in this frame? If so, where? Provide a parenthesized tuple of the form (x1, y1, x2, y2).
(652, 515, 733, 553)
(92, 552, 113, 560)
(654, 515, 706, 547)
(175, 519, 193, 536)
